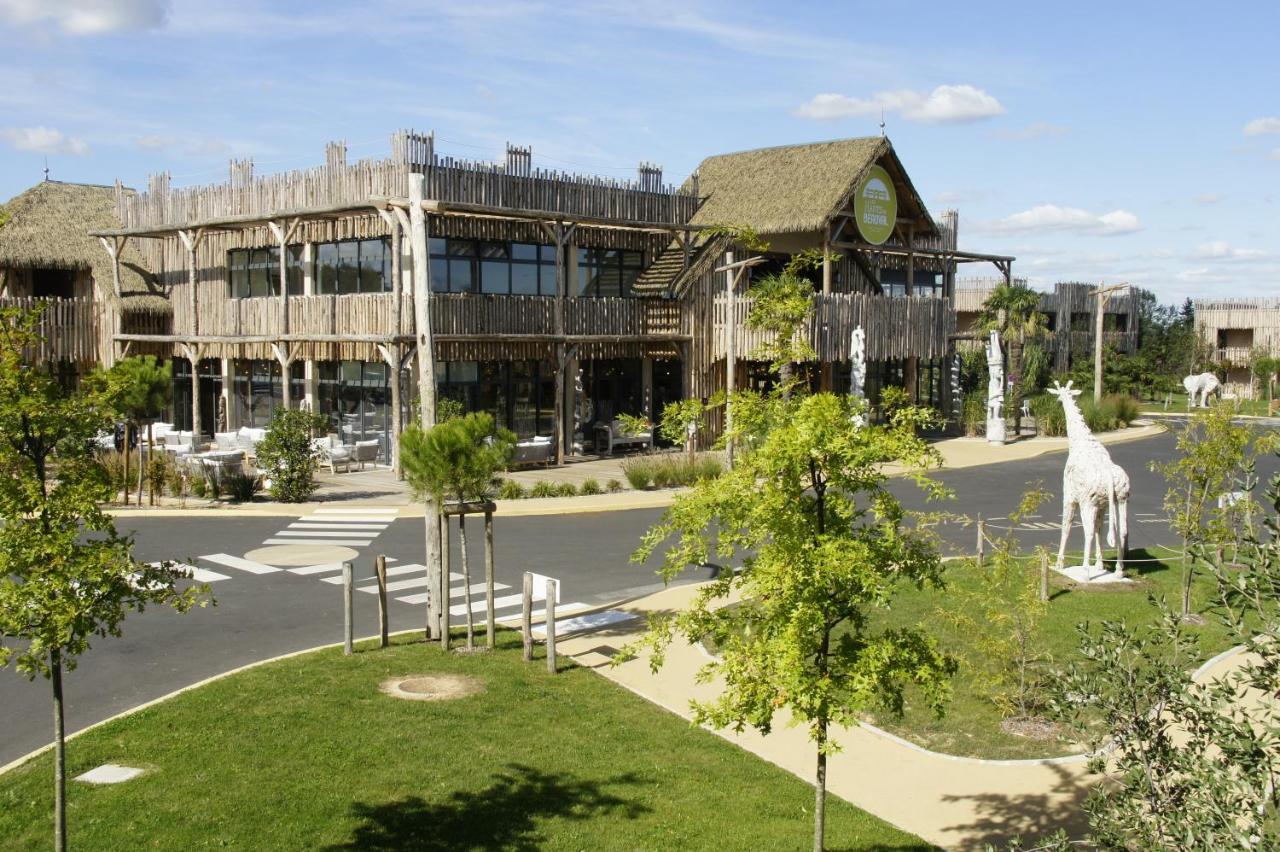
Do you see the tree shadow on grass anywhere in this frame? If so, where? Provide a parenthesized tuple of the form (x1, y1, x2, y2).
(939, 761, 1091, 850)
(324, 763, 650, 851)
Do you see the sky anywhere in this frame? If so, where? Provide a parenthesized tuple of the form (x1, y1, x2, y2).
(1, 0, 1277, 303)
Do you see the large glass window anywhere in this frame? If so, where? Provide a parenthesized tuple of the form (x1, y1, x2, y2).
(316, 360, 392, 460)
(577, 248, 644, 297)
(227, 247, 304, 298)
(231, 359, 304, 428)
(430, 239, 557, 296)
(308, 238, 392, 295)
(436, 360, 555, 438)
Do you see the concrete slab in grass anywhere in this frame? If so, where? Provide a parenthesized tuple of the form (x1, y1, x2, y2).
(75, 764, 145, 784)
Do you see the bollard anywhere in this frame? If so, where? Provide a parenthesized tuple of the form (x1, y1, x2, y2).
(546, 577, 558, 675)
(976, 516, 985, 569)
(376, 554, 388, 648)
(485, 511, 496, 650)
(1039, 549, 1049, 603)
(440, 513, 451, 651)
(342, 561, 354, 656)
(522, 572, 533, 662)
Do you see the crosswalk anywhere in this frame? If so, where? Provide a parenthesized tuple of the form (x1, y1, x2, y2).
(262, 507, 399, 547)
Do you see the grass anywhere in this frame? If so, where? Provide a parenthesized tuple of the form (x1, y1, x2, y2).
(0, 633, 927, 851)
(1140, 392, 1275, 417)
(860, 547, 1239, 760)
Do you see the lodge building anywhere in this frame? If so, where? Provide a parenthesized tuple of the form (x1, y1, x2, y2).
(0, 131, 1018, 463)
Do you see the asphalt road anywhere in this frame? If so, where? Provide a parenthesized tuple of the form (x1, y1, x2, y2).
(3, 426, 1276, 767)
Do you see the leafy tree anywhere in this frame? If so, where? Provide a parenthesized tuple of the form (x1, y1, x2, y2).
(0, 307, 204, 852)
(624, 390, 956, 851)
(745, 271, 815, 398)
(106, 355, 172, 506)
(401, 412, 514, 649)
(658, 394, 723, 462)
(1152, 403, 1254, 620)
(1250, 349, 1278, 405)
(254, 408, 328, 503)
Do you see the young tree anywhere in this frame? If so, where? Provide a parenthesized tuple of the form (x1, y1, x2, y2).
(107, 355, 172, 506)
(977, 282, 1049, 408)
(624, 391, 956, 851)
(401, 413, 514, 649)
(1152, 403, 1253, 620)
(0, 307, 204, 852)
(254, 408, 328, 503)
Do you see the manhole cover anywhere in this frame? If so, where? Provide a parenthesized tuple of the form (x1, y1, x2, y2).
(379, 674, 482, 702)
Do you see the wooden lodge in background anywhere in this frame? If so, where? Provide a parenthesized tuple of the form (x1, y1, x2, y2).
(2, 130, 1024, 462)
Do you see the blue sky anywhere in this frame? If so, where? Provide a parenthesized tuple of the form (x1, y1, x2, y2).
(1, 0, 1277, 302)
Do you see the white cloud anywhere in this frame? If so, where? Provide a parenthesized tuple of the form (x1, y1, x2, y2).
(0, 0, 168, 35)
(996, 122, 1068, 141)
(987, 204, 1143, 236)
(1191, 241, 1268, 261)
(1192, 193, 1224, 205)
(1244, 117, 1280, 136)
(796, 84, 1005, 124)
(1270, 148, 1280, 162)
(0, 126, 90, 156)
(133, 134, 231, 157)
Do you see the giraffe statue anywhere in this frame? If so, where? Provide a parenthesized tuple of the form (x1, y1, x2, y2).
(1047, 380, 1131, 579)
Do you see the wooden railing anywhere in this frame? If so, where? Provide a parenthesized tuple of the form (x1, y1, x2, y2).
(0, 297, 100, 364)
(171, 291, 685, 340)
(1213, 346, 1255, 366)
(713, 294, 954, 361)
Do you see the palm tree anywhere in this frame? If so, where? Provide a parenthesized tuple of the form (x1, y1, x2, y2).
(977, 283, 1049, 411)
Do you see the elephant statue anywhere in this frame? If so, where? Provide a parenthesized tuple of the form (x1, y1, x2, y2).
(1182, 372, 1221, 408)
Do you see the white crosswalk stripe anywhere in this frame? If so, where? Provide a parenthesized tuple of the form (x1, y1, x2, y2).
(202, 553, 280, 574)
(288, 558, 401, 576)
(148, 561, 232, 583)
(389, 573, 585, 626)
(256, 508, 399, 552)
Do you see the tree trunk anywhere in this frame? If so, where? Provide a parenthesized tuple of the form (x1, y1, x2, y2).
(121, 422, 131, 504)
(148, 423, 156, 506)
(51, 650, 67, 852)
(460, 510, 473, 650)
(137, 420, 146, 507)
(813, 716, 827, 852)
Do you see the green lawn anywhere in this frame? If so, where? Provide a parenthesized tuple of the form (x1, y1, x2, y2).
(1139, 392, 1275, 417)
(861, 548, 1239, 760)
(0, 634, 927, 851)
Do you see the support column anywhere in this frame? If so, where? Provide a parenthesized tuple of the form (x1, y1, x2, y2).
(724, 250, 737, 467)
(408, 174, 442, 642)
(820, 242, 834, 391)
(180, 343, 203, 443)
(303, 358, 317, 413)
(377, 343, 404, 475)
(271, 343, 295, 409)
(221, 358, 236, 430)
(641, 357, 654, 424)
(904, 226, 918, 403)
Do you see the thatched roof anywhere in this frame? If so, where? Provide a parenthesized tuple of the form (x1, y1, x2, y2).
(0, 180, 169, 312)
(688, 136, 935, 239)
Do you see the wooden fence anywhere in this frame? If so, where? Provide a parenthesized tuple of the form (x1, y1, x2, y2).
(0, 297, 100, 365)
(713, 294, 954, 362)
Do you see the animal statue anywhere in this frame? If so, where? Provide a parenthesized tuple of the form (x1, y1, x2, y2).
(850, 326, 868, 429)
(1048, 380, 1130, 578)
(986, 330, 1006, 443)
(1182, 372, 1221, 408)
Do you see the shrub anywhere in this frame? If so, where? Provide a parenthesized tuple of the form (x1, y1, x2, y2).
(606, 479, 623, 493)
(165, 465, 188, 505)
(622, 457, 653, 490)
(554, 482, 577, 497)
(496, 479, 527, 500)
(529, 481, 559, 499)
(579, 478, 602, 495)
(962, 391, 985, 437)
(1032, 392, 1138, 436)
(694, 457, 724, 481)
(190, 475, 208, 499)
(99, 450, 136, 494)
(224, 471, 262, 503)
(1030, 395, 1066, 437)
(650, 459, 676, 489)
(255, 409, 329, 503)
(1112, 394, 1139, 424)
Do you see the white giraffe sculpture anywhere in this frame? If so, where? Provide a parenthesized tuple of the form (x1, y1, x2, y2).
(1048, 380, 1130, 579)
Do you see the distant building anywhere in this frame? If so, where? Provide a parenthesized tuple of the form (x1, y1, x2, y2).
(1193, 297, 1280, 396)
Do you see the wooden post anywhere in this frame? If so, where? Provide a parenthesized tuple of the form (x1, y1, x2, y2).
(1094, 284, 1107, 402)
(180, 342, 203, 445)
(440, 512, 450, 650)
(377, 343, 403, 475)
(485, 509, 496, 650)
(976, 516, 985, 568)
(1039, 549, 1049, 603)
(460, 510, 474, 650)
(522, 571, 534, 662)
(724, 250, 736, 468)
(545, 577, 558, 674)
(342, 561, 354, 656)
(408, 174, 443, 642)
(376, 554, 389, 648)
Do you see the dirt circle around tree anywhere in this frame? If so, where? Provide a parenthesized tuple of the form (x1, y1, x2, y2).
(378, 674, 484, 702)
(1000, 716, 1061, 741)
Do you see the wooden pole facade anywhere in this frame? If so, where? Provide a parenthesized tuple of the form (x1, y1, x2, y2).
(1094, 285, 1107, 402)
(408, 173, 443, 641)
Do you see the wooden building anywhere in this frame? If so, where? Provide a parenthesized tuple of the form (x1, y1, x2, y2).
(3, 130, 1017, 460)
(954, 278, 1143, 371)
(1194, 297, 1280, 395)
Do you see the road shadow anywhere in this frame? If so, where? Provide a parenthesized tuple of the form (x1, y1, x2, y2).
(939, 761, 1090, 850)
(324, 763, 649, 850)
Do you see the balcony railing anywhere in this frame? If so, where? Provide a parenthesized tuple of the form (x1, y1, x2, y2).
(1213, 346, 1255, 366)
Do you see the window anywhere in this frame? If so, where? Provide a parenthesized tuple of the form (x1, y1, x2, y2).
(315, 360, 393, 459)
(429, 239, 557, 296)
(227, 247, 304, 298)
(311, 238, 392, 295)
(436, 360, 556, 438)
(577, 248, 644, 297)
(231, 359, 304, 428)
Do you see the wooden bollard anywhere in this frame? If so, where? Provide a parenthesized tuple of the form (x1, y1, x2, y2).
(522, 572, 533, 662)
(976, 516, 985, 568)
(342, 561, 354, 656)
(546, 577, 558, 675)
(376, 554, 388, 648)
(440, 513, 450, 651)
(484, 510, 495, 650)
(1039, 549, 1049, 603)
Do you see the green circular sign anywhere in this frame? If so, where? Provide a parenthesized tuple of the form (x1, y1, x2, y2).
(853, 164, 897, 245)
